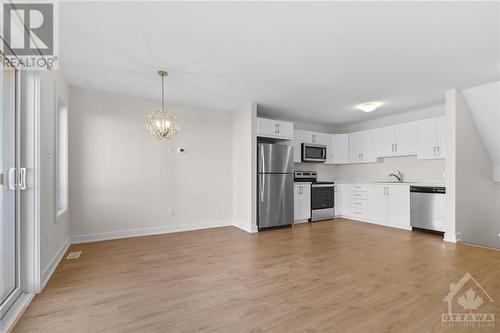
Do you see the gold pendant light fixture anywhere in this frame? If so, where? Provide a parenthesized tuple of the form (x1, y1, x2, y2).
(146, 70, 180, 140)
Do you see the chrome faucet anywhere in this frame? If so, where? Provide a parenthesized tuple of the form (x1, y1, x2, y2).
(389, 170, 403, 183)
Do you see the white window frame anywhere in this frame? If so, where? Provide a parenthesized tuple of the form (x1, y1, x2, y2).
(55, 88, 68, 223)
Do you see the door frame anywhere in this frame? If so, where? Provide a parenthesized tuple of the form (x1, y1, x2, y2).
(0, 60, 42, 332)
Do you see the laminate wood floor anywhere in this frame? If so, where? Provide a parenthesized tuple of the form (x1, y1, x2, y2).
(13, 219, 500, 333)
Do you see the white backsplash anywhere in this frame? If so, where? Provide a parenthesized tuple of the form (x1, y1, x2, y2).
(295, 155, 445, 183)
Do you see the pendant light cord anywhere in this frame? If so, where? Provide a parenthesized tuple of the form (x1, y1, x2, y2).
(161, 74, 165, 112)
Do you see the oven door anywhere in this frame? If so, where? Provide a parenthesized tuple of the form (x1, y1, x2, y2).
(302, 143, 327, 162)
(311, 185, 334, 210)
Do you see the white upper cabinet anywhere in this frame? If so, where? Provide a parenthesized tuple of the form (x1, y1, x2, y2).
(348, 130, 377, 164)
(293, 129, 331, 163)
(267, 115, 446, 164)
(328, 134, 349, 164)
(417, 116, 447, 160)
(375, 122, 418, 157)
(257, 118, 294, 140)
(394, 121, 418, 155)
(437, 116, 448, 158)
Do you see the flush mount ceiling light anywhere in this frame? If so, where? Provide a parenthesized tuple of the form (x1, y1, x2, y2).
(357, 102, 383, 113)
(146, 70, 180, 140)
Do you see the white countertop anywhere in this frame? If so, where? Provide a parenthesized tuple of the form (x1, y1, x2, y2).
(334, 180, 445, 187)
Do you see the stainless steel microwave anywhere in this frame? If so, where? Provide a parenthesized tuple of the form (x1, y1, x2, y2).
(302, 143, 327, 162)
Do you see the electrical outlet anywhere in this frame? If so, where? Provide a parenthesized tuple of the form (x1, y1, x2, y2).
(169, 208, 175, 216)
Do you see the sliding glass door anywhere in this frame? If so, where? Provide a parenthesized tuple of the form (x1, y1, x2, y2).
(0, 60, 21, 318)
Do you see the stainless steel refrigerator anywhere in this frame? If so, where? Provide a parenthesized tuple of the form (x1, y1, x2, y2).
(257, 143, 294, 229)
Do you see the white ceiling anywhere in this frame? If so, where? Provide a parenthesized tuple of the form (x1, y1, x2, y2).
(60, 1, 499, 125)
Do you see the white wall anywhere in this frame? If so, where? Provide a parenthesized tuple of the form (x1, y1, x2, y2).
(68, 88, 234, 241)
(448, 89, 500, 249)
(462, 81, 500, 182)
(39, 70, 70, 276)
(232, 103, 257, 233)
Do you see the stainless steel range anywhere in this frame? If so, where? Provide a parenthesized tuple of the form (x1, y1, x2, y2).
(294, 171, 335, 222)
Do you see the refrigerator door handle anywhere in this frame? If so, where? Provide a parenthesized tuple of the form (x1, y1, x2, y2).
(260, 146, 265, 173)
(259, 174, 264, 202)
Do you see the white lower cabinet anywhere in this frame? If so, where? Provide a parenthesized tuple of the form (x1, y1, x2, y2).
(340, 183, 411, 230)
(334, 185, 340, 216)
(340, 184, 350, 217)
(367, 185, 388, 224)
(386, 185, 410, 227)
(294, 184, 311, 221)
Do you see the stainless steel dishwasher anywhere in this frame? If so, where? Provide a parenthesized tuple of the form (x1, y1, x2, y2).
(410, 186, 446, 232)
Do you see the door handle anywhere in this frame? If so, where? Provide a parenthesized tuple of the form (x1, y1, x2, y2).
(259, 174, 264, 202)
(8, 168, 17, 190)
(19, 168, 27, 190)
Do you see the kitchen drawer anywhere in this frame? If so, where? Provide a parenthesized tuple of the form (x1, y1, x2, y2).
(350, 184, 368, 192)
(351, 191, 368, 200)
(350, 199, 367, 216)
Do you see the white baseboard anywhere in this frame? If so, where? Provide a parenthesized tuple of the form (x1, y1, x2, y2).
(444, 232, 458, 243)
(70, 220, 233, 244)
(232, 222, 258, 233)
(40, 239, 70, 291)
(2, 292, 35, 333)
(338, 215, 412, 231)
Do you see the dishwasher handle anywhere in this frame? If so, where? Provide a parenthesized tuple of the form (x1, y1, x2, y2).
(410, 186, 445, 194)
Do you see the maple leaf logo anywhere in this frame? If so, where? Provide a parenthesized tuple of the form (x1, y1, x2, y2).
(457, 288, 485, 314)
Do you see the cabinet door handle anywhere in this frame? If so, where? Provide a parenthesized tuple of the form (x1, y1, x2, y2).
(391, 144, 394, 152)
(387, 187, 389, 196)
(433, 146, 436, 156)
(312, 135, 316, 143)
(395, 143, 398, 152)
(437, 146, 440, 156)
